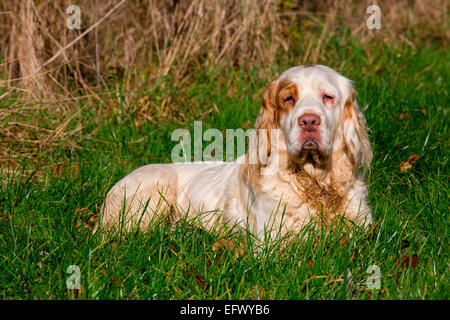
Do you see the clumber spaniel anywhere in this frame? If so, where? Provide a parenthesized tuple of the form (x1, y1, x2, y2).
(99, 65, 372, 240)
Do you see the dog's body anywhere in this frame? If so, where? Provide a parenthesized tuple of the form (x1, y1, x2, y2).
(99, 65, 372, 239)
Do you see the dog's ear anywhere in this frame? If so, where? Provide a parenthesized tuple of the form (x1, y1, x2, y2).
(254, 79, 279, 160)
(342, 86, 372, 170)
(245, 79, 279, 185)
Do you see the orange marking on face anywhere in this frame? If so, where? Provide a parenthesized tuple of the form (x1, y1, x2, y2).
(276, 80, 299, 119)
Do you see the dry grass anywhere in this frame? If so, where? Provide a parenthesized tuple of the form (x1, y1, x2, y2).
(0, 0, 448, 165)
(2, 0, 286, 98)
(1, 0, 447, 96)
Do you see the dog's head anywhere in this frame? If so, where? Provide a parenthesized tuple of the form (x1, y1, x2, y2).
(253, 65, 372, 173)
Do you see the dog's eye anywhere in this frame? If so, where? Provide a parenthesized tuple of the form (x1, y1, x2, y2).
(283, 96, 295, 104)
(322, 94, 334, 104)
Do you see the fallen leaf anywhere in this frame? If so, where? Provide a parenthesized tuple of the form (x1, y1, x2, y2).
(407, 153, 419, 164)
(399, 161, 413, 172)
(395, 254, 419, 270)
(399, 153, 419, 172)
(74, 208, 97, 232)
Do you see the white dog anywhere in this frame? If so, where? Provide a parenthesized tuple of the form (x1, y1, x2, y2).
(98, 65, 372, 240)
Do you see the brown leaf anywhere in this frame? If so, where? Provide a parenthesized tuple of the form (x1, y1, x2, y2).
(399, 161, 413, 172)
(399, 153, 419, 172)
(407, 153, 419, 164)
(74, 208, 97, 232)
(395, 254, 419, 270)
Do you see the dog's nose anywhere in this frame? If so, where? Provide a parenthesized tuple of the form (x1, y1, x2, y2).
(298, 114, 321, 131)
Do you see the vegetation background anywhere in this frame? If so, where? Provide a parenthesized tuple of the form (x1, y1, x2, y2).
(0, 0, 448, 299)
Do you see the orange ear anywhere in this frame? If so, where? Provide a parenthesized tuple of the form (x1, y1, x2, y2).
(255, 80, 278, 159)
(245, 79, 279, 185)
(342, 88, 372, 170)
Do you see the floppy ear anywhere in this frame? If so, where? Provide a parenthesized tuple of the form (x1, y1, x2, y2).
(342, 87, 372, 170)
(254, 80, 278, 160)
(245, 79, 279, 185)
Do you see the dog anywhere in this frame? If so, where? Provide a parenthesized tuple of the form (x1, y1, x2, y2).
(98, 65, 372, 240)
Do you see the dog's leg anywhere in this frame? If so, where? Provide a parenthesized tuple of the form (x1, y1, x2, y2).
(97, 166, 178, 232)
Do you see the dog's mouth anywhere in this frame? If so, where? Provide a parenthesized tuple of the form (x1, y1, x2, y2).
(297, 138, 326, 165)
(301, 138, 319, 151)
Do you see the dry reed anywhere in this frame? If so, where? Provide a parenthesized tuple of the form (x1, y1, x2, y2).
(0, 0, 448, 165)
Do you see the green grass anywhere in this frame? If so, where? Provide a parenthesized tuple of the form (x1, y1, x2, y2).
(0, 42, 449, 299)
